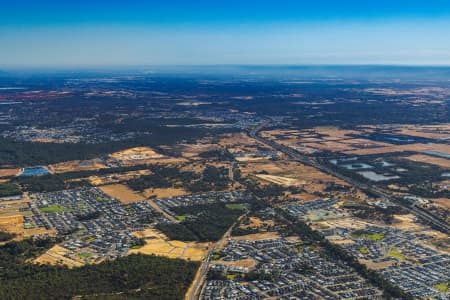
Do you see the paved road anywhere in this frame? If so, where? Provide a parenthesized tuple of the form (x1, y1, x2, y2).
(185, 214, 246, 300)
(250, 120, 450, 234)
(146, 199, 179, 223)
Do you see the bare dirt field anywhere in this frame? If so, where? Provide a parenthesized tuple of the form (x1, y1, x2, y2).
(129, 228, 210, 261)
(432, 198, 450, 210)
(391, 214, 425, 231)
(302, 142, 356, 152)
(213, 258, 256, 268)
(219, 132, 266, 148)
(240, 161, 285, 176)
(88, 169, 151, 186)
(345, 143, 450, 156)
(242, 160, 347, 193)
(0, 169, 20, 177)
(176, 143, 217, 158)
(238, 217, 275, 230)
(143, 188, 188, 198)
(230, 231, 281, 241)
(255, 174, 305, 186)
(109, 147, 186, 166)
(396, 124, 450, 140)
(0, 213, 56, 239)
(287, 192, 318, 202)
(405, 154, 450, 169)
(313, 127, 362, 139)
(99, 184, 145, 203)
(360, 258, 396, 270)
(48, 159, 107, 173)
(34, 245, 84, 268)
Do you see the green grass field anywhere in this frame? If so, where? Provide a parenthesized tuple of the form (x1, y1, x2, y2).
(351, 230, 384, 241)
(434, 282, 449, 292)
(39, 205, 69, 213)
(225, 203, 246, 211)
(77, 252, 91, 259)
(388, 250, 406, 260)
(82, 236, 96, 243)
(366, 233, 385, 241)
(176, 215, 186, 221)
(359, 247, 369, 255)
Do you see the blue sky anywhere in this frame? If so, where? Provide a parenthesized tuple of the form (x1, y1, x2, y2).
(1, 1, 450, 67)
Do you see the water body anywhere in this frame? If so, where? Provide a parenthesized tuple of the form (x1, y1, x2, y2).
(423, 151, 450, 159)
(358, 171, 399, 182)
(342, 163, 373, 170)
(19, 167, 50, 177)
(379, 160, 395, 167)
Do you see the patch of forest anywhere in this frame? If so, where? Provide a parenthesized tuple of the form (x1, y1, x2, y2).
(157, 203, 244, 242)
(0, 238, 199, 300)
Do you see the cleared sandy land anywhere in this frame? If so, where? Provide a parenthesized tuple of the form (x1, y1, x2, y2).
(88, 169, 151, 186)
(219, 132, 266, 148)
(0, 199, 57, 238)
(0, 169, 20, 177)
(391, 214, 425, 231)
(397, 125, 450, 140)
(237, 217, 275, 232)
(213, 258, 256, 268)
(48, 159, 107, 173)
(34, 245, 84, 268)
(288, 192, 318, 202)
(345, 143, 450, 155)
(242, 160, 347, 193)
(313, 127, 361, 139)
(110, 146, 165, 161)
(143, 188, 188, 198)
(433, 198, 450, 210)
(176, 143, 217, 158)
(405, 154, 450, 168)
(230, 231, 281, 241)
(360, 258, 396, 270)
(240, 162, 285, 175)
(255, 174, 305, 186)
(129, 228, 210, 261)
(302, 141, 356, 152)
(235, 156, 268, 162)
(109, 147, 187, 166)
(0, 213, 56, 238)
(99, 184, 145, 203)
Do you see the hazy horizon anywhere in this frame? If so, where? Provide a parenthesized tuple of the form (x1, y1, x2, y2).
(2, 1, 450, 67)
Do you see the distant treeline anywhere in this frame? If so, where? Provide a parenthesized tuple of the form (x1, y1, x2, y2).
(0, 126, 228, 166)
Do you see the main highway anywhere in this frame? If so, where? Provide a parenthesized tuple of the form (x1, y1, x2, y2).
(249, 120, 450, 234)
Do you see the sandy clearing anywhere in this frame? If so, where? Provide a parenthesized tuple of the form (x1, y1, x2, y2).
(433, 198, 450, 210)
(213, 258, 256, 268)
(129, 228, 210, 261)
(230, 231, 281, 241)
(405, 154, 450, 169)
(48, 160, 107, 173)
(345, 143, 450, 156)
(143, 188, 188, 198)
(99, 184, 145, 203)
(0, 169, 20, 177)
(255, 174, 305, 186)
(34, 245, 84, 268)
